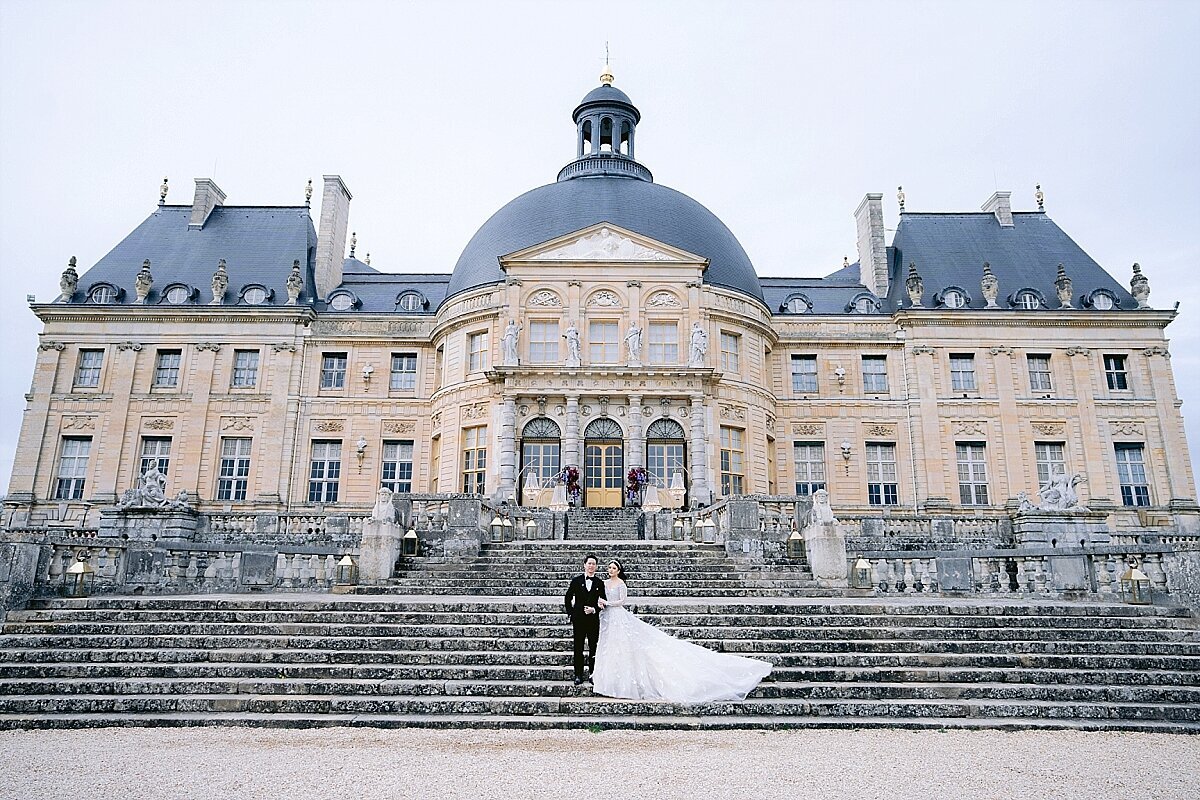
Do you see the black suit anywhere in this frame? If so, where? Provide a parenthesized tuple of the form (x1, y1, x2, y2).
(564, 573, 607, 679)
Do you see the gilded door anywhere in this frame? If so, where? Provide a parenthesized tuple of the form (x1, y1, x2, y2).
(585, 443, 624, 507)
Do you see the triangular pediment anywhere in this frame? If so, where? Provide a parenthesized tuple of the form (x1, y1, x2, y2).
(504, 223, 704, 264)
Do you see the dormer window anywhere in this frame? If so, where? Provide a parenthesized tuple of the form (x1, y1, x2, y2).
(847, 293, 880, 314)
(782, 294, 811, 314)
(396, 291, 426, 312)
(88, 284, 119, 304)
(327, 290, 359, 311)
(942, 289, 967, 309)
(240, 285, 272, 306)
(162, 284, 193, 305)
(1088, 290, 1117, 310)
(1013, 290, 1044, 310)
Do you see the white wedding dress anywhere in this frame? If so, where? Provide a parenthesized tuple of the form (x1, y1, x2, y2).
(591, 579, 772, 703)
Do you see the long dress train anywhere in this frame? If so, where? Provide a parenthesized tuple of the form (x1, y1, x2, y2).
(591, 579, 771, 703)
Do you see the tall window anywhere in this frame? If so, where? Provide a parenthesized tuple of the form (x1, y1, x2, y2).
(1115, 444, 1150, 506)
(231, 349, 259, 388)
(791, 355, 817, 393)
(462, 426, 487, 494)
(1034, 442, 1067, 488)
(866, 443, 899, 505)
(720, 426, 745, 495)
(793, 442, 826, 496)
(648, 322, 678, 364)
(434, 346, 445, 391)
(139, 437, 171, 477)
(75, 349, 103, 388)
(528, 321, 559, 364)
(956, 443, 989, 505)
(308, 440, 342, 503)
(382, 440, 415, 493)
(1027, 355, 1053, 392)
(54, 437, 91, 500)
(1104, 354, 1129, 391)
(949, 354, 977, 391)
(468, 331, 488, 372)
(217, 437, 252, 501)
(154, 349, 182, 388)
(589, 321, 619, 364)
(720, 332, 740, 373)
(390, 353, 417, 391)
(320, 353, 347, 389)
(861, 356, 888, 393)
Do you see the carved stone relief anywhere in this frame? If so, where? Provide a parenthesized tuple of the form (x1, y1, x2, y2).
(792, 423, 824, 436)
(144, 418, 175, 430)
(314, 420, 344, 432)
(1065, 347, 1091, 357)
(646, 291, 682, 308)
(1109, 420, 1145, 436)
(527, 290, 562, 308)
(62, 416, 96, 430)
(382, 420, 417, 434)
(952, 420, 988, 436)
(223, 416, 255, 432)
(462, 403, 488, 420)
(588, 290, 621, 307)
(529, 227, 678, 261)
(1030, 421, 1065, 436)
(720, 405, 746, 421)
(864, 423, 896, 437)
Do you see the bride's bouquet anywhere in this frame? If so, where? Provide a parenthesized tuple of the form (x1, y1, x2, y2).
(557, 466, 581, 505)
(626, 466, 649, 506)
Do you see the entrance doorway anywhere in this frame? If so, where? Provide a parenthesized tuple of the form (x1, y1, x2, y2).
(583, 418, 624, 507)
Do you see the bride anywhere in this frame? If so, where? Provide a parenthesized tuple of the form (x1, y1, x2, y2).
(591, 560, 772, 703)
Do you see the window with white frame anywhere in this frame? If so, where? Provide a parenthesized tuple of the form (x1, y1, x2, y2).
(320, 353, 347, 389)
(956, 442, 989, 505)
(217, 437, 252, 501)
(462, 426, 487, 494)
(719, 426, 745, 496)
(153, 349, 182, 388)
(468, 331, 488, 372)
(75, 349, 103, 388)
(528, 321, 559, 364)
(861, 356, 888, 393)
(139, 436, 171, 477)
(1104, 354, 1129, 391)
(793, 442, 826, 496)
(589, 321, 619, 364)
(720, 332, 740, 373)
(390, 353, 417, 391)
(1034, 442, 1066, 488)
(866, 443, 899, 505)
(231, 349, 259, 388)
(949, 354, 977, 391)
(381, 440, 415, 493)
(791, 355, 817, 393)
(647, 322, 678, 364)
(1115, 444, 1150, 506)
(307, 440, 342, 503)
(1027, 354, 1053, 392)
(54, 437, 91, 500)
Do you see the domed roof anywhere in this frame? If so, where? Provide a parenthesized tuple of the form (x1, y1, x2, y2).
(574, 84, 639, 121)
(448, 176, 763, 302)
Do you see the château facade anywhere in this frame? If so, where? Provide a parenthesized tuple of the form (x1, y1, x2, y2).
(4, 73, 1197, 538)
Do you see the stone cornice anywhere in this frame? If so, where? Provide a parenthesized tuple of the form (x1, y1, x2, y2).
(31, 304, 317, 327)
(894, 308, 1176, 330)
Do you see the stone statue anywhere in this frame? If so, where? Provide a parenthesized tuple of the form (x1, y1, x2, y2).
(135, 259, 154, 304)
(285, 260, 303, 305)
(809, 488, 839, 527)
(1055, 264, 1073, 309)
(1130, 263, 1150, 309)
(211, 259, 228, 305)
(981, 262, 999, 309)
(370, 486, 397, 523)
(905, 262, 923, 307)
(1036, 470, 1087, 512)
(688, 322, 708, 367)
(502, 320, 520, 365)
(60, 257, 78, 300)
(563, 322, 581, 368)
(115, 465, 194, 511)
(141, 463, 167, 506)
(624, 324, 643, 363)
(1016, 491, 1035, 513)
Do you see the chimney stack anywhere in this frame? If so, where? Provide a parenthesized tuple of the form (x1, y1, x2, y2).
(314, 175, 353, 301)
(982, 191, 1014, 227)
(188, 178, 226, 230)
(854, 193, 888, 297)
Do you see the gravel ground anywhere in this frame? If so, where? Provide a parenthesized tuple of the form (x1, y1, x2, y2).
(2, 728, 1198, 800)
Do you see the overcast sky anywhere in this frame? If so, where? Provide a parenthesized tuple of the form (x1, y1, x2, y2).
(1, 0, 1197, 497)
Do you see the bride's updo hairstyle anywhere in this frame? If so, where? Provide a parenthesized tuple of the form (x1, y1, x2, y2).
(607, 559, 628, 582)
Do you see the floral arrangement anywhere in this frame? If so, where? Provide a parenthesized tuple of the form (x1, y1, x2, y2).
(558, 466, 581, 504)
(626, 466, 649, 505)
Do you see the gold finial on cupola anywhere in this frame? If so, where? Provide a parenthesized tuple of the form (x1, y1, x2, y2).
(600, 42, 614, 86)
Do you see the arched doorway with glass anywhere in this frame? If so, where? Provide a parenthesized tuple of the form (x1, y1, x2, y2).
(646, 418, 687, 507)
(583, 417, 624, 508)
(519, 417, 561, 507)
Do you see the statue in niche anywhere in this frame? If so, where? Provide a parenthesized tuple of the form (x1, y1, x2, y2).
(1037, 469, 1087, 512)
(563, 322, 581, 367)
(370, 486, 397, 523)
(502, 320, 520, 365)
(624, 324, 643, 363)
(688, 322, 708, 367)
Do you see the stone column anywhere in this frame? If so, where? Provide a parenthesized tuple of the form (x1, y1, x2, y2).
(565, 394, 581, 469)
(991, 347, 1024, 501)
(910, 347, 949, 510)
(688, 393, 710, 506)
(628, 394, 644, 469)
(1067, 349, 1113, 507)
(6, 344, 66, 506)
(498, 395, 518, 503)
(95, 343, 142, 503)
(1144, 349, 1197, 507)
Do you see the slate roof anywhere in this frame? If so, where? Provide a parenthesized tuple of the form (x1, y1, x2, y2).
(889, 212, 1137, 310)
(335, 270, 450, 313)
(448, 176, 765, 303)
(70, 205, 317, 306)
(761, 274, 884, 316)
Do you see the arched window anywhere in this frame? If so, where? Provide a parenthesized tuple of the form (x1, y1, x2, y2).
(240, 285, 273, 306)
(580, 120, 592, 157)
(941, 289, 968, 308)
(584, 418, 623, 440)
(326, 290, 358, 311)
(847, 293, 881, 314)
(600, 116, 614, 152)
(782, 294, 811, 314)
(521, 416, 562, 493)
(1088, 290, 1118, 310)
(88, 283, 119, 304)
(396, 291, 425, 311)
(645, 419, 686, 493)
(161, 284, 194, 305)
(1013, 290, 1043, 310)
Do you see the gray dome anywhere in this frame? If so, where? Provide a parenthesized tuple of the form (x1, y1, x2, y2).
(448, 176, 764, 302)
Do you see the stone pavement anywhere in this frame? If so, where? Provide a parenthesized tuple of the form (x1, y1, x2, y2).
(1, 728, 1197, 800)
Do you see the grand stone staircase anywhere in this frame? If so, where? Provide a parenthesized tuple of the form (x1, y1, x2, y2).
(562, 508, 643, 540)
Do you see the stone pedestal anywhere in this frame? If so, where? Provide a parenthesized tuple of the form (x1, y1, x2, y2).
(359, 519, 403, 582)
(1012, 511, 1111, 548)
(99, 508, 199, 542)
(803, 521, 849, 589)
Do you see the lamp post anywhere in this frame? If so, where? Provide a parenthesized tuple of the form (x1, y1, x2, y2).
(64, 558, 95, 598)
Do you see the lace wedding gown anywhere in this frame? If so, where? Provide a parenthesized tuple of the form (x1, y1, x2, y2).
(591, 579, 772, 703)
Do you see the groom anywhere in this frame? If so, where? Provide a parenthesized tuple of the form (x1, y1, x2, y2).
(563, 555, 607, 685)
